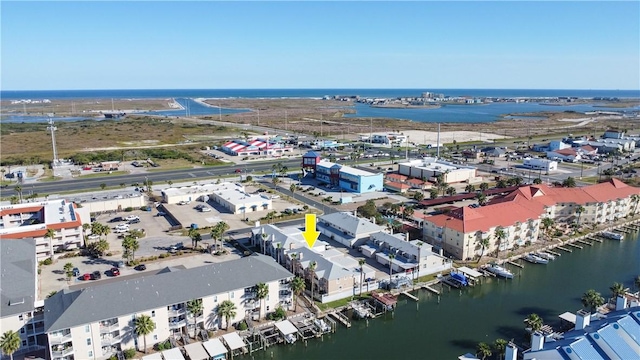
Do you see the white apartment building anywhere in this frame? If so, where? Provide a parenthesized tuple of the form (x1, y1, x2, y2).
(317, 212, 386, 248)
(0, 200, 90, 260)
(398, 158, 481, 184)
(161, 182, 272, 214)
(43, 255, 292, 360)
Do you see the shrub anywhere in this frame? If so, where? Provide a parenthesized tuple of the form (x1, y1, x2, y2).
(42, 258, 53, 266)
(124, 207, 133, 212)
(159, 253, 169, 258)
(302, 205, 309, 210)
(237, 320, 248, 331)
(123, 348, 136, 359)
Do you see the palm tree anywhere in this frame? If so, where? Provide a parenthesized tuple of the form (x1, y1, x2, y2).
(494, 227, 506, 258)
(14, 185, 22, 204)
(290, 276, 305, 312)
(445, 186, 456, 196)
(609, 282, 625, 301)
(81, 223, 91, 247)
(479, 182, 489, 191)
(186, 299, 203, 338)
(188, 228, 202, 248)
(476, 342, 492, 360)
(100, 225, 111, 241)
(478, 235, 490, 262)
(533, 177, 542, 184)
(402, 205, 414, 221)
(290, 253, 297, 276)
(256, 282, 269, 320)
(581, 289, 605, 313)
(542, 217, 555, 242)
(63, 262, 74, 282)
(134, 314, 156, 354)
(358, 258, 366, 297)
(475, 192, 487, 206)
(210, 222, 229, 254)
(290, 184, 297, 195)
(276, 243, 282, 264)
(0, 330, 21, 360)
(122, 235, 139, 263)
(465, 184, 475, 193)
(574, 205, 585, 232)
(388, 253, 395, 286)
(308, 261, 317, 301)
(493, 339, 508, 360)
(525, 313, 543, 332)
(217, 300, 237, 330)
(45, 228, 56, 257)
(496, 179, 508, 188)
(630, 194, 639, 217)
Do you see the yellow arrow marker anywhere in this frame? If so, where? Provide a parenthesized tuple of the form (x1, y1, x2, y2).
(302, 214, 320, 248)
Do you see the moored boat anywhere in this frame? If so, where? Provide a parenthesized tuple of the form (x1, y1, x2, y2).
(601, 231, 624, 240)
(449, 270, 469, 287)
(536, 251, 555, 261)
(523, 253, 549, 264)
(486, 263, 514, 279)
(314, 318, 331, 333)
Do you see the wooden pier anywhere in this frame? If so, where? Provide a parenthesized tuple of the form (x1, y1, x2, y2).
(402, 291, 419, 302)
(328, 311, 351, 328)
(423, 285, 441, 295)
(588, 236, 603, 243)
(546, 249, 561, 257)
(576, 239, 592, 246)
(507, 261, 524, 268)
(567, 243, 583, 249)
(558, 246, 572, 253)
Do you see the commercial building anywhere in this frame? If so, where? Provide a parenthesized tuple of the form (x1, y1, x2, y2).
(359, 232, 451, 277)
(398, 158, 480, 184)
(69, 191, 146, 213)
(0, 239, 47, 359)
(370, 133, 408, 145)
(0, 200, 90, 260)
(161, 182, 272, 214)
(522, 158, 558, 172)
(422, 179, 640, 260)
(338, 166, 383, 193)
(43, 255, 292, 360)
(250, 223, 379, 303)
(317, 212, 386, 248)
(221, 138, 294, 156)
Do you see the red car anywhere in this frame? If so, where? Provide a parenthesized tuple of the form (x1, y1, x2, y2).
(83, 166, 92, 170)
(111, 267, 120, 276)
(235, 169, 242, 173)
(83, 273, 91, 281)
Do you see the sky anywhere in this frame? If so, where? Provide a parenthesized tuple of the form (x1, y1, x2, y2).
(2, 1, 639, 90)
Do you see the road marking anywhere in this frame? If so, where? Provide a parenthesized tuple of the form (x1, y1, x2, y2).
(189, 173, 196, 178)
(207, 171, 215, 175)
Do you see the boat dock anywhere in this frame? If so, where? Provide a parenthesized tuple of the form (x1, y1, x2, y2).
(328, 311, 351, 328)
(423, 285, 441, 295)
(558, 246, 572, 253)
(576, 239, 592, 246)
(507, 261, 524, 268)
(588, 235, 603, 243)
(401, 291, 419, 302)
(567, 242, 583, 249)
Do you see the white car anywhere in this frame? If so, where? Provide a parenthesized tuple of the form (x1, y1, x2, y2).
(177, 200, 191, 205)
(87, 234, 100, 241)
(115, 224, 130, 230)
(200, 207, 211, 212)
(124, 215, 139, 221)
(114, 228, 129, 234)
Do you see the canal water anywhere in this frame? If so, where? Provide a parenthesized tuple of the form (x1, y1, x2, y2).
(248, 231, 639, 359)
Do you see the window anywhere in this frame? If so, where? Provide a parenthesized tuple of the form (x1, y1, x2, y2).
(153, 335, 158, 340)
(19, 314, 23, 321)
(230, 292, 234, 299)
(214, 296, 217, 302)
(87, 338, 92, 345)
(85, 325, 90, 332)
(20, 327, 25, 334)
(88, 351, 93, 358)
(22, 340, 27, 346)
(151, 311, 155, 317)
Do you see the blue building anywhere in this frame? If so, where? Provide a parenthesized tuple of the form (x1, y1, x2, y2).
(315, 161, 383, 194)
(316, 160, 341, 187)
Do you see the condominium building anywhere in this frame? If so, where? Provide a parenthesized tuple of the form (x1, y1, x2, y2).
(43, 255, 293, 360)
(0, 239, 47, 359)
(0, 200, 90, 260)
(317, 212, 386, 248)
(422, 179, 640, 260)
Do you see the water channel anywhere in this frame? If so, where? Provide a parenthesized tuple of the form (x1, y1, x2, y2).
(247, 231, 640, 359)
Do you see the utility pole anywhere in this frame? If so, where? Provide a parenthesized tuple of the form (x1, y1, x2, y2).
(285, 111, 288, 132)
(370, 118, 373, 147)
(47, 116, 59, 165)
(436, 123, 441, 158)
(219, 102, 222, 121)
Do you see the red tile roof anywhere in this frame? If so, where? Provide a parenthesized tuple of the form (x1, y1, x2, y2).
(0, 206, 44, 217)
(386, 174, 408, 182)
(406, 178, 425, 185)
(553, 148, 577, 156)
(384, 180, 411, 190)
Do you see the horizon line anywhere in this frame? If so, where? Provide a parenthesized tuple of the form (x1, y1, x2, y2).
(3, 87, 639, 92)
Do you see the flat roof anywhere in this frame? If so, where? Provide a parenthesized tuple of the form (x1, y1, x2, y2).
(275, 320, 298, 335)
(222, 332, 246, 350)
(162, 182, 243, 197)
(162, 348, 185, 360)
(559, 311, 576, 324)
(202, 339, 228, 357)
(184, 343, 209, 360)
(340, 165, 380, 177)
(141, 353, 163, 360)
(457, 266, 483, 279)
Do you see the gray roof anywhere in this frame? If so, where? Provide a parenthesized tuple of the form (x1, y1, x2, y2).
(319, 212, 384, 236)
(44, 254, 292, 332)
(1, 238, 37, 318)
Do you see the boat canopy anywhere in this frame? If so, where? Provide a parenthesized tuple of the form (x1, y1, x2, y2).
(275, 320, 298, 335)
(559, 311, 576, 324)
(458, 266, 483, 279)
(184, 343, 209, 360)
(162, 348, 186, 360)
(202, 338, 228, 357)
(222, 332, 246, 351)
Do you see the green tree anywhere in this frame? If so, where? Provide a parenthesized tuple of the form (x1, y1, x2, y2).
(478, 236, 490, 261)
(509, 176, 523, 186)
(496, 179, 508, 188)
(479, 182, 489, 191)
(308, 261, 317, 301)
(533, 178, 542, 184)
(45, 228, 56, 256)
(290, 276, 305, 312)
(542, 217, 555, 242)
(429, 188, 439, 199)
(574, 205, 585, 232)
(100, 183, 107, 190)
(87, 239, 110, 257)
(475, 192, 487, 206)
(134, 314, 156, 354)
(476, 342, 492, 360)
(289, 184, 297, 195)
(122, 235, 140, 263)
(0, 330, 21, 360)
(581, 289, 605, 313)
(82, 223, 91, 247)
(445, 186, 456, 196)
(609, 282, 625, 300)
(186, 299, 203, 338)
(217, 300, 237, 330)
(526, 313, 543, 332)
(465, 184, 475, 193)
(46, 291, 58, 299)
(493, 339, 508, 360)
(357, 199, 379, 219)
(494, 226, 506, 258)
(210, 221, 229, 254)
(412, 191, 424, 201)
(358, 258, 366, 297)
(63, 262, 74, 282)
(562, 176, 576, 188)
(188, 228, 202, 248)
(14, 185, 22, 204)
(256, 282, 269, 320)
(402, 205, 414, 221)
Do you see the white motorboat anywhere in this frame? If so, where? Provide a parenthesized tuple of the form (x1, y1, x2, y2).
(486, 263, 514, 279)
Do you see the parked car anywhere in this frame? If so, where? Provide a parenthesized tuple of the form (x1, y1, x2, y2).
(125, 215, 139, 221)
(200, 207, 211, 212)
(177, 200, 191, 205)
(83, 273, 91, 281)
(235, 169, 242, 173)
(91, 271, 102, 280)
(135, 264, 147, 271)
(110, 267, 120, 276)
(114, 228, 129, 234)
(109, 217, 124, 223)
(128, 218, 141, 224)
(157, 211, 167, 216)
(72, 267, 80, 277)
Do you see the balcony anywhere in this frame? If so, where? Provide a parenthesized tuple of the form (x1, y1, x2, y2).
(169, 319, 186, 329)
(49, 333, 72, 345)
(242, 291, 257, 299)
(101, 334, 122, 347)
(167, 306, 185, 316)
(100, 322, 119, 334)
(51, 346, 74, 358)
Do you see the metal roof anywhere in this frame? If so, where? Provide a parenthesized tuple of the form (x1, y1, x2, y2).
(44, 254, 292, 332)
(0, 238, 37, 318)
